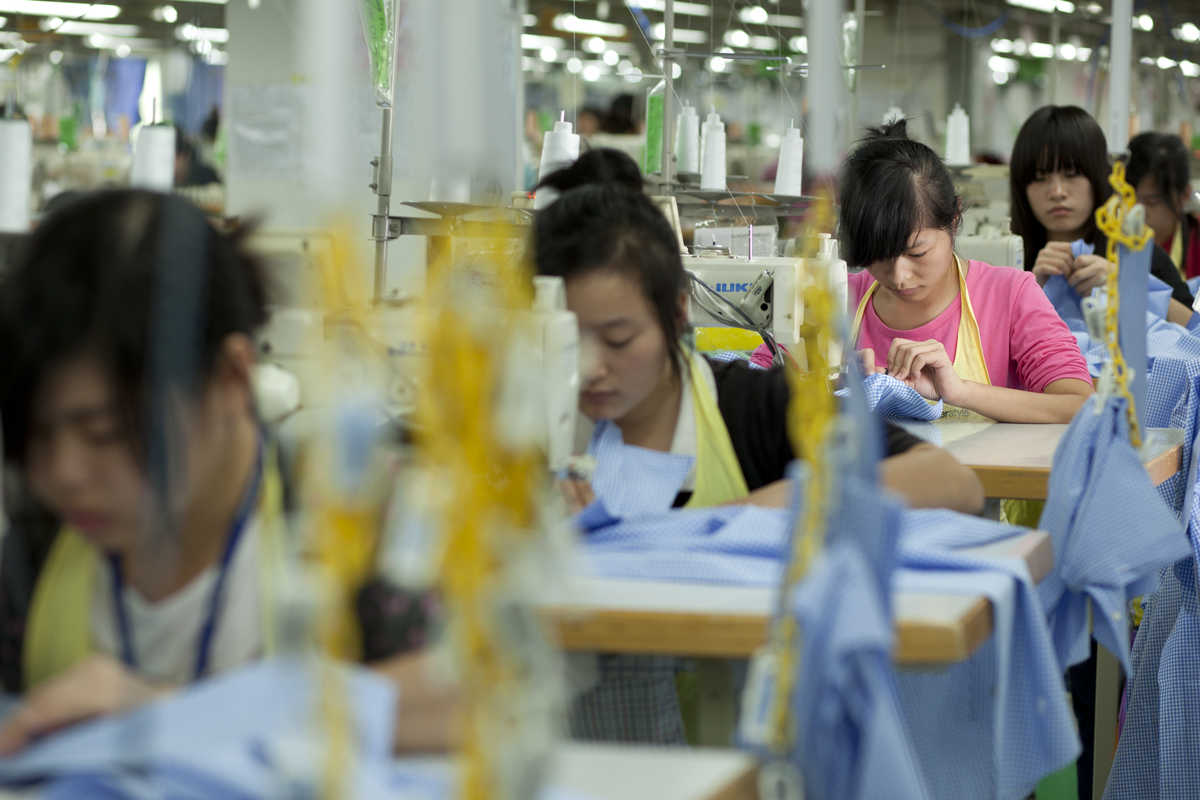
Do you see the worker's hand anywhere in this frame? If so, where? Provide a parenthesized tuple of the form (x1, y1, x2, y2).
(722, 478, 794, 509)
(856, 348, 886, 376)
(1031, 242, 1075, 286)
(0, 655, 172, 755)
(886, 338, 964, 404)
(559, 478, 596, 515)
(1068, 254, 1115, 297)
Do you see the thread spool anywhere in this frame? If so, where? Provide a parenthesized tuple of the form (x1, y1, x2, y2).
(0, 118, 32, 232)
(700, 110, 726, 192)
(131, 124, 176, 191)
(675, 103, 700, 175)
(945, 103, 970, 166)
(533, 110, 580, 210)
(774, 121, 804, 197)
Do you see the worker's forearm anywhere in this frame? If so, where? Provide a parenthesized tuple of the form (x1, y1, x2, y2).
(371, 649, 461, 754)
(880, 444, 984, 514)
(946, 380, 1091, 424)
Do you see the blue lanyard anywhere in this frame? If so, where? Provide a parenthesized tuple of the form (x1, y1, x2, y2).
(108, 444, 264, 681)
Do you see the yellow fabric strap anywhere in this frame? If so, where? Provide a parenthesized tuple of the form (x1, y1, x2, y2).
(683, 352, 751, 508)
(24, 530, 95, 690)
(1170, 221, 1185, 278)
(851, 255, 992, 421)
(23, 452, 286, 690)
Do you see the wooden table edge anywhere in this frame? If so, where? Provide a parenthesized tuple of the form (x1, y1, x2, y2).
(704, 758, 760, 800)
(546, 596, 995, 666)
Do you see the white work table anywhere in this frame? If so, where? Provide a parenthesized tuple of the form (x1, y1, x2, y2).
(542, 529, 1051, 666)
(918, 421, 1183, 500)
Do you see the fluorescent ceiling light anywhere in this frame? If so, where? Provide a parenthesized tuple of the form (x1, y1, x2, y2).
(602, 49, 619, 65)
(1076, 46, 1092, 61)
(750, 35, 777, 50)
(521, 33, 565, 50)
(649, 23, 706, 43)
(991, 38, 1014, 52)
(724, 29, 751, 48)
(738, 6, 768, 25)
(1157, 56, 1175, 69)
(539, 45, 557, 62)
(583, 35, 606, 53)
(1175, 22, 1200, 42)
(1084, 2, 1101, 12)
(582, 63, 603, 81)
(1012, 38, 1028, 54)
(988, 54, 1019, 72)
(993, 70, 1010, 85)
(1139, 55, 1155, 65)
(766, 14, 804, 28)
(553, 14, 625, 37)
(0, 1, 118, 19)
(566, 56, 582, 73)
(1028, 41, 1054, 57)
(1006, 0, 1073, 12)
(1135, 14, 1153, 31)
(523, 13, 536, 27)
(626, 0, 710, 17)
(789, 35, 807, 52)
(177, 24, 227, 42)
(54, 20, 137, 36)
(1057, 42, 1076, 59)
(1181, 60, 1200, 77)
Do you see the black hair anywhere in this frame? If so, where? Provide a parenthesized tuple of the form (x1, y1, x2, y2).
(838, 119, 961, 268)
(532, 148, 688, 376)
(1126, 131, 1191, 213)
(1009, 105, 1112, 267)
(534, 147, 644, 194)
(0, 189, 269, 468)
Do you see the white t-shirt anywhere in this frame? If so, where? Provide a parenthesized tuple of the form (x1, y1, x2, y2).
(90, 519, 264, 685)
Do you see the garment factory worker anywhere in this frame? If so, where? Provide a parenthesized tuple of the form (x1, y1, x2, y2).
(1126, 131, 1200, 281)
(0, 190, 455, 755)
(536, 148, 984, 514)
(1010, 106, 1194, 325)
(796, 119, 1092, 423)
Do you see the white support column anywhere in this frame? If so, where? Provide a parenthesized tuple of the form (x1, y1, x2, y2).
(1108, 0, 1133, 154)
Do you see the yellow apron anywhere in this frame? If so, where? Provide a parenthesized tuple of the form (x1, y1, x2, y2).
(23, 453, 286, 690)
(1170, 221, 1185, 278)
(682, 352, 751, 508)
(851, 254, 992, 422)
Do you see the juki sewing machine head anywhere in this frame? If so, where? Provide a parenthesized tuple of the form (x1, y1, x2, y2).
(685, 234, 848, 364)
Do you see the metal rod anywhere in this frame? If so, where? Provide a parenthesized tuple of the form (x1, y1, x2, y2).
(851, 0, 865, 147)
(661, 0, 675, 189)
(1108, 0, 1133, 154)
(1049, 10, 1061, 104)
(372, 1, 403, 304)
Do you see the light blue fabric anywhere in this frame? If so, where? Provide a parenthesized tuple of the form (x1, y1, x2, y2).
(585, 421, 693, 517)
(0, 659, 396, 796)
(771, 539, 930, 800)
(836, 373, 942, 421)
(1036, 395, 1190, 672)
(896, 518, 1081, 800)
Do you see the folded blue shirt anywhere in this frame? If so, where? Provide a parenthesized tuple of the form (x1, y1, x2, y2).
(1037, 395, 1190, 672)
(836, 373, 942, 422)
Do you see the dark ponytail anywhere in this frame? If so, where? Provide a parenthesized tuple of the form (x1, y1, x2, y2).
(533, 148, 688, 375)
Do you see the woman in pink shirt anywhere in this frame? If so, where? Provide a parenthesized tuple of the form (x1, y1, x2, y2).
(757, 120, 1093, 422)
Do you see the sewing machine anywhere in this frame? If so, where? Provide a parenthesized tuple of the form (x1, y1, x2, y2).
(957, 204, 1025, 269)
(685, 236, 849, 362)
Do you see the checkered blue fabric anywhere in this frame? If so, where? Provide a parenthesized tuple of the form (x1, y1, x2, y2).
(897, 517, 1082, 800)
(739, 538, 930, 800)
(836, 373, 943, 421)
(585, 421, 693, 518)
(1036, 395, 1190, 673)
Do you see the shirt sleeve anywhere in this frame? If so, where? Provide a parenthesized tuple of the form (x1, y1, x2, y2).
(1149, 242, 1194, 307)
(710, 359, 795, 491)
(1009, 270, 1094, 392)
